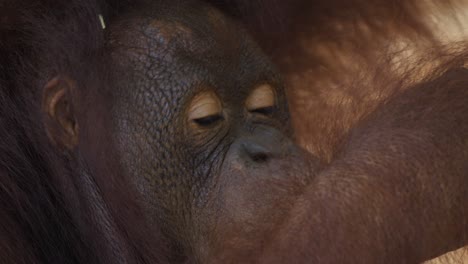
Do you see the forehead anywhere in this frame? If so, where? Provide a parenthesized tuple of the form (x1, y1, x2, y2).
(107, 3, 259, 69)
(106, 3, 280, 107)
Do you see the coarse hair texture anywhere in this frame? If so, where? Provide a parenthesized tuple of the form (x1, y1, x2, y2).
(0, 0, 172, 263)
(210, 0, 468, 161)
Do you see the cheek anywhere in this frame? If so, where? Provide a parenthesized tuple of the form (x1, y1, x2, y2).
(111, 114, 194, 231)
(112, 117, 159, 195)
(111, 88, 182, 188)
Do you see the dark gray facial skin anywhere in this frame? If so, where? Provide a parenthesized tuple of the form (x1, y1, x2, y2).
(92, 2, 315, 262)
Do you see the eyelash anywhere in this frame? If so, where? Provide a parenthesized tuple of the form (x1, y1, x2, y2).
(250, 106, 276, 116)
(191, 105, 277, 128)
(193, 114, 224, 127)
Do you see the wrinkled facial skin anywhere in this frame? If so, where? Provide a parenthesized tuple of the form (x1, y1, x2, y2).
(104, 3, 314, 262)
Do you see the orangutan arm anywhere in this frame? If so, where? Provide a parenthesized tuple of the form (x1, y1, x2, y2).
(259, 68, 468, 263)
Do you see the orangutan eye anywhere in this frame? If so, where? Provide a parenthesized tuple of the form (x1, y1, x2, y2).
(245, 84, 276, 116)
(188, 91, 224, 127)
(192, 114, 224, 126)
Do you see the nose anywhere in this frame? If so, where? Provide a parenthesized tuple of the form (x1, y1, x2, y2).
(242, 141, 272, 163)
(237, 126, 292, 164)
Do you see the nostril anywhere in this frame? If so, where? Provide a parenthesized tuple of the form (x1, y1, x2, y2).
(250, 152, 269, 163)
(242, 143, 271, 163)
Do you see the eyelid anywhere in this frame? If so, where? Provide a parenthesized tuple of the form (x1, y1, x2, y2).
(250, 106, 275, 115)
(192, 114, 224, 126)
(189, 101, 221, 120)
(188, 91, 224, 127)
(245, 84, 276, 114)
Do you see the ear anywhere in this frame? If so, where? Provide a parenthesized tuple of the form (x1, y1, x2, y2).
(42, 76, 79, 149)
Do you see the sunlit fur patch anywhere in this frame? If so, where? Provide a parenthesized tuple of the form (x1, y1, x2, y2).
(283, 0, 468, 162)
(424, 245, 468, 264)
(281, 2, 468, 261)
